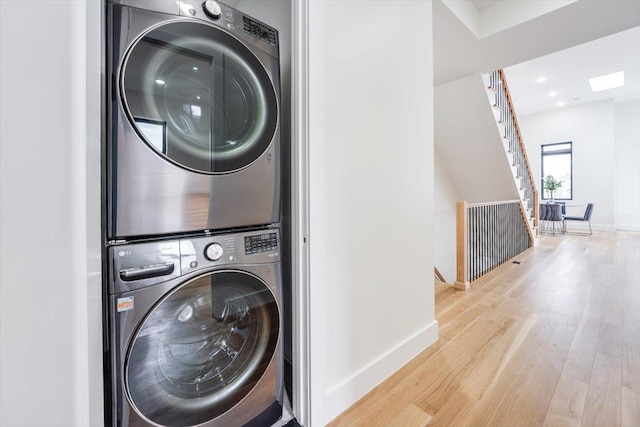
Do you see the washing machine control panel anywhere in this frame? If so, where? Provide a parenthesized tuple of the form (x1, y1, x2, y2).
(110, 230, 279, 292)
(179, 229, 280, 275)
(244, 232, 278, 255)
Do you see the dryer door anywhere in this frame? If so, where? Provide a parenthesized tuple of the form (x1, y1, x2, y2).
(121, 21, 278, 173)
(125, 270, 279, 426)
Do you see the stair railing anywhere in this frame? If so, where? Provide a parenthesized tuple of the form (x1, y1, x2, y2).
(487, 70, 539, 241)
(455, 200, 531, 289)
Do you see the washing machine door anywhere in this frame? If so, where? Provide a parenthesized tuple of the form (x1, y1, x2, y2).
(121, 20, 278, 173)
(125, 270, 279, 427)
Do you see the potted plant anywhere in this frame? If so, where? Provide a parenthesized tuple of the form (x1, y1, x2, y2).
(543, 175, 563, 201)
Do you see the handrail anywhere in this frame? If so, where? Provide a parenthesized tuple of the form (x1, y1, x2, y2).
(467, 199, 520, 208)
(488, 70, 539, 241)
(499, 69, 539, 234)
(453, 71, 540, 290)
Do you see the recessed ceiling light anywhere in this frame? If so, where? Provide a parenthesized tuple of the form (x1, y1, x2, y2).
(557, 102, 565, 107)
(155, 79, 166, 85)
(548, 91, 557, 97)
(589, 71, 624, 92)
(536, 77, 547, 83)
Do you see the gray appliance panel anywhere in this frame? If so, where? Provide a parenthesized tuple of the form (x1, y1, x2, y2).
(109, 228, 281, 294)
(108, 230, 283, 426)
(107, 0, 279, 59)
(106, 2, 281, 239)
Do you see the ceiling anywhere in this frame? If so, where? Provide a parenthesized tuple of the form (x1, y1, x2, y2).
(504, 26, 640, 116)
(434, 0, 640, 98)
(470, 1, 500, 12)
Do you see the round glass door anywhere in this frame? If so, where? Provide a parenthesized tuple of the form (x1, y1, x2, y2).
(125, 271, 279, 427)
(121, 21, 278, 173)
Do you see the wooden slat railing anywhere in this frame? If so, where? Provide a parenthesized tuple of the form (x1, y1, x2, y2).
(455, 200, 531, 289)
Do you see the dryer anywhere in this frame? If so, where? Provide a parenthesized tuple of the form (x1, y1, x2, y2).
(106, 0, 281, 239)
(107, 228, 283, 426)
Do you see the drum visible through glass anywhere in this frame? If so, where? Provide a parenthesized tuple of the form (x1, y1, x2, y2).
(125, 271, 279, 426)
(122, 21, 278, 173)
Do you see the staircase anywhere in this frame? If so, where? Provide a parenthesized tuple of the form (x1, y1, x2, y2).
(483, 70, 539, 243)
(435, 70, 539, 287)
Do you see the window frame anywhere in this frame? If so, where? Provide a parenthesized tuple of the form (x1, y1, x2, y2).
(540, 141, 573, 200)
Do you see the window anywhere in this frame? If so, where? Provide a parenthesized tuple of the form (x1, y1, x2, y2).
(135, 118, 167, 154)
(541, 142, 572, 200)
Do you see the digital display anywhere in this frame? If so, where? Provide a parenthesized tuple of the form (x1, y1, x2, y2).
(242, 16, 277, 46)
(244, 233, 278, 255)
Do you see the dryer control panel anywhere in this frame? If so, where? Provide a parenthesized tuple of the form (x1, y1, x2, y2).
(242, 16, 277, 46)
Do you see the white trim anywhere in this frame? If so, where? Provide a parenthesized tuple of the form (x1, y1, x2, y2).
(71, 2, 90, 424)
(291, 0, 311, 425)
(324, 321, 439, 423)
(72, 1, 104, 425)
(591, 224, 616, 232)
(615, 225, 640, 232)
(565, 223, 616, 232)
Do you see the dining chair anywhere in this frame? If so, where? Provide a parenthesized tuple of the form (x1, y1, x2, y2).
(539, 203, 548, 234)
(563, 203, 594, 235)
(547, 203, 564, 235)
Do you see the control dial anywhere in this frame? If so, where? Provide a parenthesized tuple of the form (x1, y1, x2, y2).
(203, 1, 222, 20)
(204, 243, 224, 261)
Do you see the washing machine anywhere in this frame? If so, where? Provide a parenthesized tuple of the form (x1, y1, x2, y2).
(106, 0, 281, 239)
(107, 228, 283, 426)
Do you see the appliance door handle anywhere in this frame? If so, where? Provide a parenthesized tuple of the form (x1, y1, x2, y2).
(119, 262, 175, 281)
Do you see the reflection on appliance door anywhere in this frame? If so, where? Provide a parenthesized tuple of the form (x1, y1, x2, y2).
(125, 271, 280, 426)
(107, 2, 282, 238)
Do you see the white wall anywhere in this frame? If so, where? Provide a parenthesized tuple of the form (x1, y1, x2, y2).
(308, 1, 437, 424)
(434, 147, 460, 283)
(614, 100, 640, 231)
(0, 1, 102, 426)
(519, 100, 616, 229)
(435, 74, 520, 204)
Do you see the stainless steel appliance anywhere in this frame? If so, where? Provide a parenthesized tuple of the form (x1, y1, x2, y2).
(107, 228, 283, 426)
(106, 0, 281, 239)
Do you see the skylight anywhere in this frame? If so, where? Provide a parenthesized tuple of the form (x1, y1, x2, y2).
(589, 71, 624, 92)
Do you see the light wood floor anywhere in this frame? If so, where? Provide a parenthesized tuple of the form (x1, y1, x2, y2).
(328, 231, 640, 427)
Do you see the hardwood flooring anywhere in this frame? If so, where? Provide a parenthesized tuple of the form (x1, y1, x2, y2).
(328, 231, 640, 427)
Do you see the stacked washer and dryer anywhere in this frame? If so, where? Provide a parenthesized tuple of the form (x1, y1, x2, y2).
(104, 1, 285, 426)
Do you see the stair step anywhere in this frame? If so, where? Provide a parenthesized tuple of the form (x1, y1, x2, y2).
(481, 73, 491, 88)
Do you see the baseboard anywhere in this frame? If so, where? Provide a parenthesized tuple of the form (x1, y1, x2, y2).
(592, 224, 616, 231)
(615, 224, 640, 232)
(324, 320, 439, 423)
(565, 223, 616, 233)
